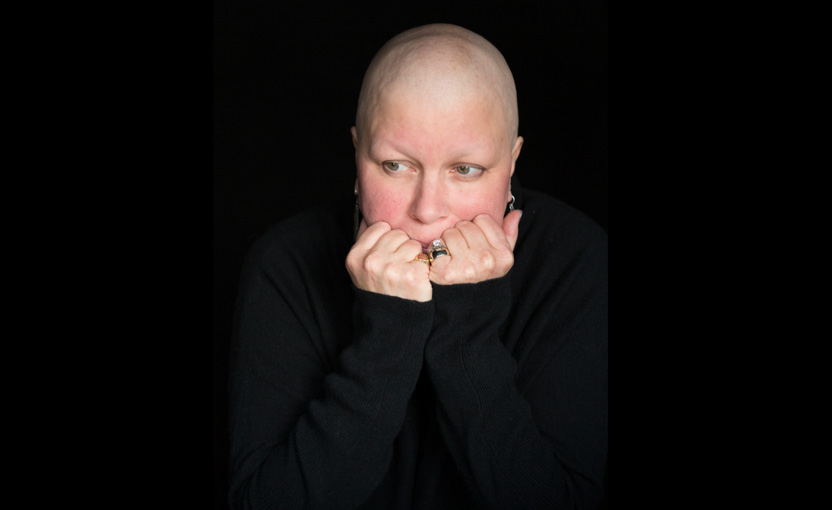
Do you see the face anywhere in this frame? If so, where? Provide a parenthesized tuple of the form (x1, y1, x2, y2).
(352, 88, 522, 253)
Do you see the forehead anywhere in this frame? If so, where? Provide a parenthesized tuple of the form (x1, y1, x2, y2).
(367, 90, 507, 157)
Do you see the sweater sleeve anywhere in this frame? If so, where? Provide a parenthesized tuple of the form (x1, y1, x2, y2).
(228, 229, 434, 510)
(424, 240, 607, 509)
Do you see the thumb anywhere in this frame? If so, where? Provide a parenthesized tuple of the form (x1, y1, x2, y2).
(502, 209, 523, 251)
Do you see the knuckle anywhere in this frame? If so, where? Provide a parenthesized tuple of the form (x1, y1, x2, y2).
(346, 249, 363, 270)
(363, 251, 384, 273)
(381, 264, 395, 280)
(478, 251, 496, 270)
(405, 270, 422, 286)
(463, 264, 477, 280)
(382, 263, 407, 282)
(440, 266, 456, 281)
(498, 253, 514, 273)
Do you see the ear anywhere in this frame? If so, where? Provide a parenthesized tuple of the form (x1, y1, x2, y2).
(350, 126, 358, 149)
(510, 135, 523, 177)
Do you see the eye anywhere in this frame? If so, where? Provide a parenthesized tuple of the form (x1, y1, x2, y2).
(454, 165, 483, 177)
(382, 161, 407, 172)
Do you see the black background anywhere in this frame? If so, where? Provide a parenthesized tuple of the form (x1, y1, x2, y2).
(214, 1, 607, 508)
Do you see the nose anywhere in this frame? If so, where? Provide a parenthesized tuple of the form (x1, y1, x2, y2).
(410, 173, 448, 225)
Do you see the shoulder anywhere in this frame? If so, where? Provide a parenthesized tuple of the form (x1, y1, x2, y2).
(510, 188, 607, 314)
(242, 202, 353, 282)
(507, 190, 607, 360)
(516, 188, 607, 261)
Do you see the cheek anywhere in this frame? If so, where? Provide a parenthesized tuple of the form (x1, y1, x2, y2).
(449, 183, 510, 224)
(361, 195, 405, 223)
(358, 176, 413, 224)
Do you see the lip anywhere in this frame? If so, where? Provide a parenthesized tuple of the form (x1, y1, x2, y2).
(418, 238, 445, 254)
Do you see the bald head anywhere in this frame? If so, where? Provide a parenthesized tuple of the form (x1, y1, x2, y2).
(354, 24, 519, 147)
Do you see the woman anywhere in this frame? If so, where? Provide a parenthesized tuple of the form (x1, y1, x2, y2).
(229, 23, 607, 509)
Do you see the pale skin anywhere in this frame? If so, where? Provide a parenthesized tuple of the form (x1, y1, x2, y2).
(346, 24, 523, 302)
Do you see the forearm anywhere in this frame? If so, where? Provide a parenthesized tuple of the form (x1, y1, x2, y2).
(425, 277, 606, 509)
(230, 287, 434, 510)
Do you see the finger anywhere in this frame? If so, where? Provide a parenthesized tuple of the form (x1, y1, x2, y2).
(394, 238, 424, 260)
(470, 212, 520, 251)
(355, 221, 391, 250)
(456, 219, 491, 251)
(372, 228, 412, 256)
(428, 250, 451, 278)
(425, 237, 452, 282)
(470, 214, 507, 250)
(501, 209, 523, 251)
(409, 257, 432, 276)
(437, 228, 468, 258)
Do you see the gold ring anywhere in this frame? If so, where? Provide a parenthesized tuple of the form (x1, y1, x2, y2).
(415, 253, 431, 266)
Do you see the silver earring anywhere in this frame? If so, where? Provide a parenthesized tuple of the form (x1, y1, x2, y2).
(508, 194, 515, 211)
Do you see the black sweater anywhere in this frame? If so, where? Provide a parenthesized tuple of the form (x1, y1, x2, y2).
(228, 187, 608, 509)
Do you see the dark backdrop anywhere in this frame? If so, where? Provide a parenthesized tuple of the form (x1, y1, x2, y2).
(214, 2, 607, 508)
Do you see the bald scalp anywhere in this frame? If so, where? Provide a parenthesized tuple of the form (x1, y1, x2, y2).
(355, 24, 519, 147)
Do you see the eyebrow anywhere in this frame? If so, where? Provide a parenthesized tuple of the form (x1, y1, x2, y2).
(367, 136, 495, 165)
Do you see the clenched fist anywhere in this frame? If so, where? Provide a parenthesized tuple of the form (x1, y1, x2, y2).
(429, 210, 522, 285)
(346, 220, 432, 302)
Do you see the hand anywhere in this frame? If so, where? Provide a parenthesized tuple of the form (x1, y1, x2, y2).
(346, 218, 433, 302)
(429, 210, 522, 286)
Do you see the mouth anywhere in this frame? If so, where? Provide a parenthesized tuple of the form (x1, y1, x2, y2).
(419, 238, 446, 255)
(412, 233, 448, 254)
